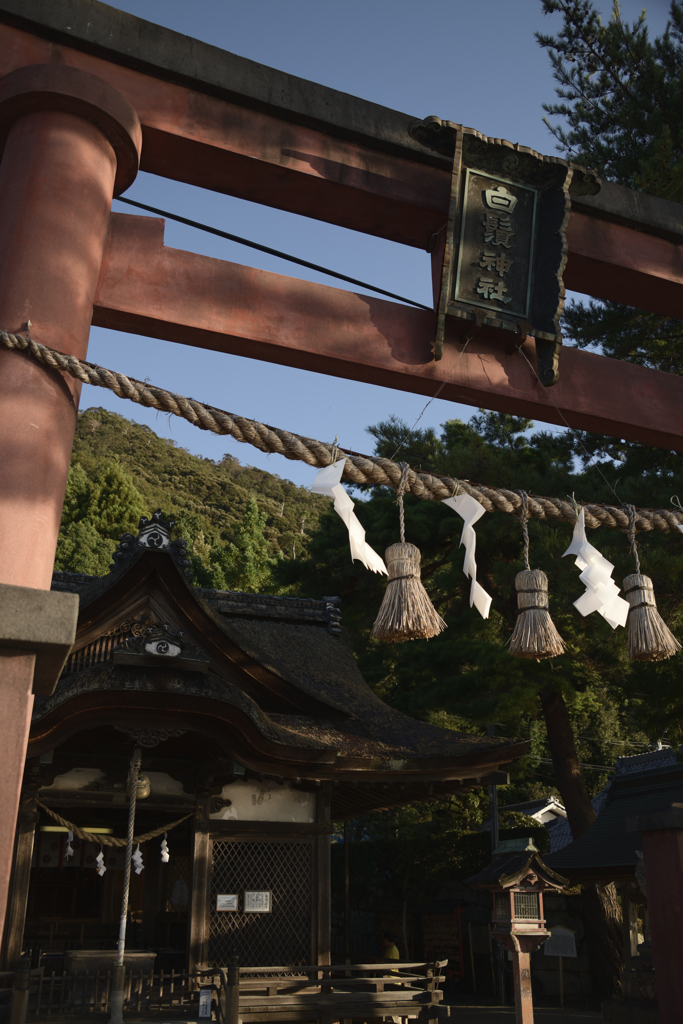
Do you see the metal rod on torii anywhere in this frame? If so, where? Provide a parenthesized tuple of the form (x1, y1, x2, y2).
(108, 745, 142, 1024)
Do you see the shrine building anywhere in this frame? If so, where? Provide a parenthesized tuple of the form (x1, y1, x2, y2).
(2, 511, 526, 973)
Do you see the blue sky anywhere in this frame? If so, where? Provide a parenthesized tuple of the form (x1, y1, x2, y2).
(84, 0, 672, 486)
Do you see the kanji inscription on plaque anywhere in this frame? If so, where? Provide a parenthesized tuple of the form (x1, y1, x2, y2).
(244, 890, 272, 913)
(454, 171, 536, 320)
(407, 116, 601, 382)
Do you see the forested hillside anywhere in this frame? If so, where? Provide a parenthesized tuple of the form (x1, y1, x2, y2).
(56, 407, 330, 590)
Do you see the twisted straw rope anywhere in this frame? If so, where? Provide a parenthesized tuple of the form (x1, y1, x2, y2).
(4, 329, 682, 536)
(35, 797, 191, 847)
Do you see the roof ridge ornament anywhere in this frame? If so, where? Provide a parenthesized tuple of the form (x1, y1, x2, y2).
(109, 509, 193, 579)
(137, 509, 175, 549)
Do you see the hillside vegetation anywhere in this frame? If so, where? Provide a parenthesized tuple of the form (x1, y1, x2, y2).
(56, 408, 330, 590)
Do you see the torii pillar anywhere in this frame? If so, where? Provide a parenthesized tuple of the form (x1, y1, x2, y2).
(629, 804, 683, 1024)
(0, 64, 141, 952)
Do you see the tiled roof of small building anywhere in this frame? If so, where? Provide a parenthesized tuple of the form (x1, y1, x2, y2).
(547, 750, 683, 879)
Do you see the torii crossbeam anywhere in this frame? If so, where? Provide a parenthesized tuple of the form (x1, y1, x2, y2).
(1, 0, 683, 952)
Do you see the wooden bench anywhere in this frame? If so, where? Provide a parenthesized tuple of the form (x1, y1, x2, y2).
(203, 960, 447, 1024)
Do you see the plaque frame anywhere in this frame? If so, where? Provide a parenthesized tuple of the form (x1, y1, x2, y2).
(244, 890, 272, 913)
(408, 117, 601, 384)
(216, 893, 238, 911)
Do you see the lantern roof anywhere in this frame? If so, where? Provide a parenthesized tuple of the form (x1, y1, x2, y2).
(467, 844, 569, 891)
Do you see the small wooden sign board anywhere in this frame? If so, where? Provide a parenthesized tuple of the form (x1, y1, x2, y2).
(544, 926, 577, 958)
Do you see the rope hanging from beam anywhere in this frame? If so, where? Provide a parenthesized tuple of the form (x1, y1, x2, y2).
(34, 798, 191, 847)
(2, 328, 682, 536)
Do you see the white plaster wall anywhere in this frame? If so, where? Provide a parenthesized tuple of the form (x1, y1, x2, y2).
(209, 779, 315, 822)
(146, 772, 188, 796)
(43, 768, 188, 796)
(44, 768, 105, 790)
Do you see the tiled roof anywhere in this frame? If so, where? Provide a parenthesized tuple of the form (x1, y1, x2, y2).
(548, 752, 683, 877)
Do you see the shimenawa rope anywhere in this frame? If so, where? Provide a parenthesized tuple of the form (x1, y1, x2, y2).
(3, 328, 682, 536)
(35, 797, 191, 847)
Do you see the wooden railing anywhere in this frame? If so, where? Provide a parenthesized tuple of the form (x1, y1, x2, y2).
(24, 960, 446, 1021)
(27, 967, 203, 1019)
(210, 961, 447, 1024)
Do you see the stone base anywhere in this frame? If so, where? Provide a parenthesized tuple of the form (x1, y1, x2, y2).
(622, 968, 656, 1002)
(602, 998, 659, 1023)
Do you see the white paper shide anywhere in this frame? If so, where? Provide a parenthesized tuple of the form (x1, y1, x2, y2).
(562, 509, 629, 629)
(442, 493, 492, 619)
(311, 461, 387, 574)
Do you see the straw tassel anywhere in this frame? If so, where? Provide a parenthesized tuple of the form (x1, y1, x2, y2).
(623, 505, 681, 662)
(508, 492, 566, 659)
(371, 465, 446, 643)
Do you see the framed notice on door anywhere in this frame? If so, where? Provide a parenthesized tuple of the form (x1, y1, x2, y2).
(244, 890, 272, 913)
(216, 894, 238, 911)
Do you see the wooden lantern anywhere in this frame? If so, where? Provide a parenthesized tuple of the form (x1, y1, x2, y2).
(468, 838, 569, 1024)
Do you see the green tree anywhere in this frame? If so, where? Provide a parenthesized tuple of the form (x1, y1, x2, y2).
(210, 497, 281, 593)
(538, 0, 683, 198)
(536, 0, 683, 742)
(55, 460, 147, 575)
(332, 801, 550, 959)
(538, 0, 683, 377)
(333, 796, 487, 958)
(62, 407, 328, 567)
(57, 409, 329, 586)
(279, 411, 675, 995)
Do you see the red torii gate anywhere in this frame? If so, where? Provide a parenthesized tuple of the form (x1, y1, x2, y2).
(1, 0, 683, 1009)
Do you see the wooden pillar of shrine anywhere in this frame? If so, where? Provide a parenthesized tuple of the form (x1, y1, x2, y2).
(0, 64, 140, 945)
(315, 787, 332, 966)
(189, 803, 211, 971)
(1, 800, 38, 968)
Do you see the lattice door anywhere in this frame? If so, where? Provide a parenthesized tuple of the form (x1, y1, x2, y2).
(209, 839, 312, 967)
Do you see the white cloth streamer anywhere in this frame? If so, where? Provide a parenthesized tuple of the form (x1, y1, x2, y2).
(311, 461, 387, 574)
(64, 830, 74, 862)
(95, 848, 106, 877)
(563, 508, 629, 629)
(442, 493, 492, 619)
(161, 834, 170, 863)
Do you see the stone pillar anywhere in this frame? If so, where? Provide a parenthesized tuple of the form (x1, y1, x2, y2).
(0, 64, 140, 947)
(629, 803, 683, 1024)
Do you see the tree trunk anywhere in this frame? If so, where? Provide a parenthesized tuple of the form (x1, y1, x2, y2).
(539, 687, 624, 999)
